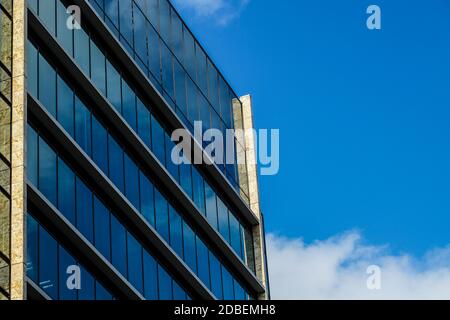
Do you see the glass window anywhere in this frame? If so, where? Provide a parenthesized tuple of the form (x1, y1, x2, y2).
(216, 198, 230, 243)
(108, 135, 124, 193)
(133, 3, 148, 65)
(174, 60, 187, 116)
(139, 172, 155, 226)
(56, 0, 73, 55)
(119, 0, 134, 48)
(92, 116, 108, 174)
(199, 93, 211, 133)
(207, 60, 219, 110)
(219, 77, 232, 129)
(161, 44, 174, 101)
(96, 282, 113, 300)
(127, 232, 143, 293)
(182, 221, 196, 273)
(38, 225, 58, 299)
(57, 158, 76, 225)
(209, 254, 223, 299)
(179, 160, 192, 199)
(158, 265, 172, 300)
(183, 28, 196, 81)
(145, 0, 159, 28)
(136, 97, 151, 147)
(58, 247, 77, 300)
(90, 40, 106, 95)
(26, 214, 38, 283)
(76, 177, 93, 242)
(78, 266, 95, 300)
(154, 189, 169, 243)
(27, 125, 38, 186)
(204, 182, 218, 229)
(124, 154, 140, 210)
(74, 28, 90, 75)
(170, 10, 183, 63)
(75, 97, 92, 156)
(234, 280, 246, 300)
(29, 0, 38, 13)
(191, 168, 205, 215)
(151, 115, 165, 165)
(39, 0, 56, 35)
(173, 281, 186, 300)
(143, 250, 158, 300)
(159, 0, 170, 41)
(38, 54, 56, 117)
(195, 45, 207, 94)
(94, 196, 111, 261)
(104, 0, 119, 29)
(165, 133, 179, 182)
(222, 266, 234, 300)
(196, 237, 210, 289)
(147, 25, 161, 82)
(111, 214, 127, 276)
(121, 79, 137, 130)
(229, 213, 243, 258)
(106, 61, 122, 113)
(169, 206, 183, 258)
(38, 137, 57, 205)
(57, 76, 74, 138)
(186, 77, 198, 122)
(27, 41, 38, 98)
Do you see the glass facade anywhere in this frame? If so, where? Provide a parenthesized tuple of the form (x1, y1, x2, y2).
(27, 38, 256, 274)
(0, 0, 12, 300)
(27, 124, 191, 300)
(22, 0, 262, 300)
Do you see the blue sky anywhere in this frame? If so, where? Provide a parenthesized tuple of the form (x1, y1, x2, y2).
(173, 0, 450, 298)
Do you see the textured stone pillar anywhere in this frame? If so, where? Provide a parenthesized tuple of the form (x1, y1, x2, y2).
(10, 0, 27, 300)
(234, 95, 269, 300)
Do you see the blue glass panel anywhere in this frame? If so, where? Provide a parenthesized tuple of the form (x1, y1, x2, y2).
(217, 197, 230, 243)
(161, 44, 174, 101)
(147, 24, 160, 82)
(110, 214, 127, 276)
(106, 61, 122, 113)
(159, 0, 170, 41)
(154, 189, 169, 243)
(229, 213, 243, 258)
(74, 28, 90, 75)
(196, 237, 210, 289)
(57, 75, 74, 138)
(26, 214, 38, 283)
(139, 172, 154, 226)
(179, 161, 192, 198)
(104, 0, 119, 28)
(182, 221, 197, 273)
(121, 79, 137, 130)
(38, 137, 57, 205)
(192, 168, 205, 215)
(119, 0, 133, 48)
(27, 41, 38, 98)
(95, 282, 112, 300)
(27, 125, 38, 186)
(204, 182, 218, 229)
(186, 77, 198, 122)
(38, 225, 58, 299)
(158, 265, 172, 300)
(78, 266, 95, 300)
(151, 115, 165, 165)
(58, 247, 77, 300)
(209, 254, 223, 299)
(93, 196, 111, 261)
(173, 281, 186, 300)
(143, 250, 158, 300)
(90, 40, 106, 95)
(108, 135, 124, 192)
(76, 177, 93, 242)
(222, 266, 234, 300)
(174, 61, 187, 116)
(39, 0, 56, 35)
(75, 97, 92, 156)
(136, 97, 151, 147)
(124, 154, 140, 210)
(127, 232, 143, 293)
(38, 54, 56, 117)
(234, 279, 246, 300)
(56, 0, 73, 55)
(133, 3, 148, 65)
(92, 116, 108, 174)
(169, 206, 183, 258)
(57, 158, 76, 225)
(165, 133, 179, 182)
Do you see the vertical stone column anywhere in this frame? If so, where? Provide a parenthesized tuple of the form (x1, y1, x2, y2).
(234, 95, 269, 300)
(10, 0, 27, 300)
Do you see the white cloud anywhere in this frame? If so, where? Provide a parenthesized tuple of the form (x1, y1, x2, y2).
(173, 0, 249, 26)
(267, 231, 450, 299)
